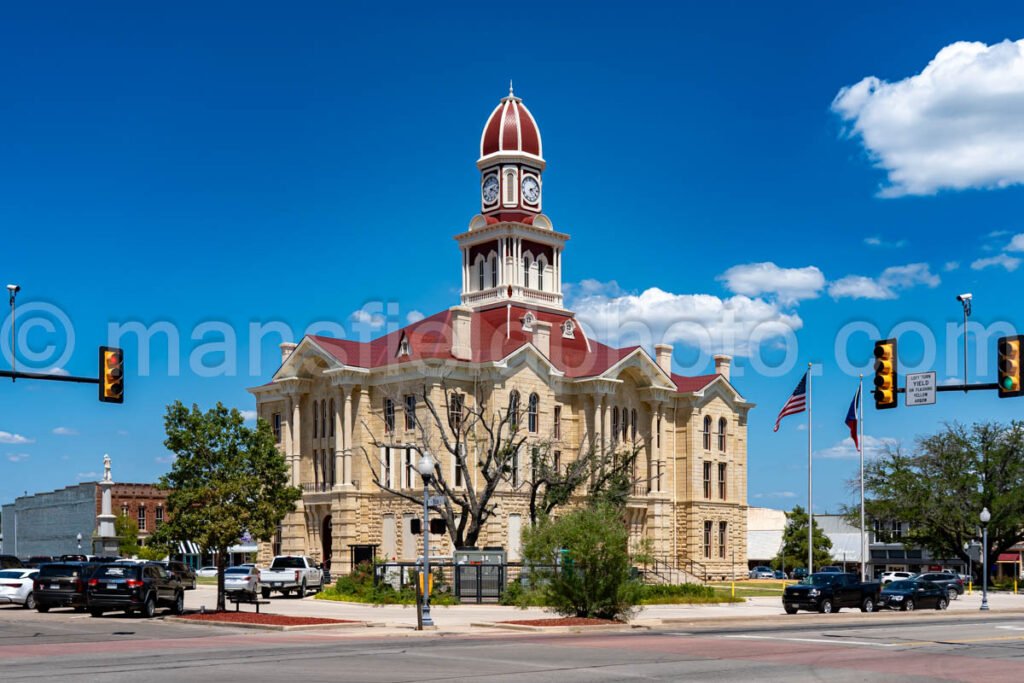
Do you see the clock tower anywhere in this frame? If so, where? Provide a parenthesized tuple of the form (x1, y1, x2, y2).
(456, 86, 568, 312)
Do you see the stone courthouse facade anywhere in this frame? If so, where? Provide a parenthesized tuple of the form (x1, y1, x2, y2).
(250, 88, 754, 579)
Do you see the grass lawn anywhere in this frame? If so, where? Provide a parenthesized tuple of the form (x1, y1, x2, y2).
(707, 580, 792, 598)
(196, 576, 218, 586)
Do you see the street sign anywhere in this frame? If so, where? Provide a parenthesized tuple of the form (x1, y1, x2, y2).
(426, 495, 446, 507)
(906, 371, 937, 406)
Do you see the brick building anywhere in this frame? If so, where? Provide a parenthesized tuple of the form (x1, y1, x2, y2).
(250, 88, 755, 579)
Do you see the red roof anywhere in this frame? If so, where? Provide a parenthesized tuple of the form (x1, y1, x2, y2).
(303, 305, 720, 394)
(998, 553, 1020, 563)
(480, 90, 542, 159)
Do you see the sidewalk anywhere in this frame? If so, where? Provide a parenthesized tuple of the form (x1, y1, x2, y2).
(182, 586, 1024, 636)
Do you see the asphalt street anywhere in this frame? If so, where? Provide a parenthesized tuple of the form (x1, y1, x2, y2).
(4, 603, 1024, 682)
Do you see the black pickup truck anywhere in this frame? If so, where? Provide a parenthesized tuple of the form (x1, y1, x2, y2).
(782, 572, 882, 614)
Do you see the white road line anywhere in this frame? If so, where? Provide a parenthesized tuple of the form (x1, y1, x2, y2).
(724, 634, 896, 648)
(995, 625, 1024, 631)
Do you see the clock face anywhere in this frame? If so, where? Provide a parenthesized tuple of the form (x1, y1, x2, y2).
(521, 176, 540, 204)
(482, 175, 499, 204)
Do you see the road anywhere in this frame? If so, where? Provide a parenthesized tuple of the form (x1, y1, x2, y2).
(4, 604, 1024, 681)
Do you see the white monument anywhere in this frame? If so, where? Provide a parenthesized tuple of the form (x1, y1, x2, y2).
(93, 453, 120, 555)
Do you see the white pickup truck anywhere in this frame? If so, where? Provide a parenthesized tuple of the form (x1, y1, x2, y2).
(259, 555, 324, 599)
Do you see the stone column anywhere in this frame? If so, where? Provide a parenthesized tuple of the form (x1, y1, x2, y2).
(292, 395, 303, 486)
(343, 386, 355, 486)
(333, 389, 345, 490)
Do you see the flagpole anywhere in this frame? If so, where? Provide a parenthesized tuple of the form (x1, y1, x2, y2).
(807, 362, 813, 576)
(859, 375, 866, 582)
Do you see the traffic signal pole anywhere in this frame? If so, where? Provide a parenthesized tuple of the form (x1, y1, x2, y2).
(0, 369, 100, 385)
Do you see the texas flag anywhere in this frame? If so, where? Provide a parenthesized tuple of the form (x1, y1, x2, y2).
(845, 385, 861, 450)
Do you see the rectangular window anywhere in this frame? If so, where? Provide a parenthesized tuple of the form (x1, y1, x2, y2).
(448, 393, 464, 432)
(155, 506, 164, 528)
(272, 413, 282, 442)
(553, 405, 561, 440)
(703, 461, 712, 499)
(137, 505, 146, 531)
(382, 446, 392, 488)
(718, 422, 727, 452)
(384, 398, 395, 433)
(718, 463, 727, 500)
(511, 447, 520, 488)
(718, 521, 727, 558)
(455, 443, 465, 487)
(404, 395, 416, 431)
(553, 450, 561, 475)
(404, 448, 414, 489)
(704, 520, 712, 559)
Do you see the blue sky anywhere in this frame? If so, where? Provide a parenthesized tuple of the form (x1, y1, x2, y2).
(2, 2, 1023, 513)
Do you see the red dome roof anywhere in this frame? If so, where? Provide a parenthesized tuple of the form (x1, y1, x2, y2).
(480, 86, 543, 161)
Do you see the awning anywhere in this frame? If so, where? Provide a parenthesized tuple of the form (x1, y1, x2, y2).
(177, 541, 202, 555)
(997, 553, 1020, 563)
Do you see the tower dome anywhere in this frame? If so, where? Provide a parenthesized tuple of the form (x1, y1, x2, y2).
(479, 84, 544, 165)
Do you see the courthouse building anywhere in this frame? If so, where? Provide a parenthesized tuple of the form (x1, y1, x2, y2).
(250, 88, 754, 579)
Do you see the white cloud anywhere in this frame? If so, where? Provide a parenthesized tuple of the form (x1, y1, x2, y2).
(828, 263, 940, 300)
(52, 427, 78, 436)
(717, 262, 825, 305)
(971, 253, 1021, 272)
(944, 261, 961, 272)
(239, 410, 258, 422)
(155, 455, 175, 464)
(833, 40, 1024, 197)
(44, 367, 70, 377)
(406, 310, 425, 324)
(569, 282, 803, 358)
(350, 309, 385, 329)
(76, 471, 99, 480)
(1007, 234, 1024, 252)
(864, 236, 908, 248)
(752, 491, 797, 499)
(7, 453, 30, 463)
(0, 431, 33, 445)
(817, 435, 898, 460)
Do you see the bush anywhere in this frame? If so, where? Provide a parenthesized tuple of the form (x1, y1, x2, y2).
(639, 583, 737, 604)
(522, 504, 642, 620)
(319, 561, 457, 606)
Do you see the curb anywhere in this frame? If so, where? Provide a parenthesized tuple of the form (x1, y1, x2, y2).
(471, 621, 645, 633)
(166, 616, 373, 632)
(655, 607, 1024, 631)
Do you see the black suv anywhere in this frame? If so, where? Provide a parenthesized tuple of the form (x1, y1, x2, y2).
(916, 572, 964, 600)
(160, 561, 197, 590)
(86, 562, 184, 618)
(34, 562, 99, 612)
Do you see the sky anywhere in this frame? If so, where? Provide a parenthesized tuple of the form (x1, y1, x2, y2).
(2, 1, 1023, 514)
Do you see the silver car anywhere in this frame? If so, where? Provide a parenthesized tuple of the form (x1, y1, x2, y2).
(0, 569, 38, 609)
(748, 566, 775, 579)
(224, 566, 261, 599)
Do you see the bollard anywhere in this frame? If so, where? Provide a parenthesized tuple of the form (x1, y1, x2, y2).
(968, 580, 972, 595)
(731, 581, 735, 598)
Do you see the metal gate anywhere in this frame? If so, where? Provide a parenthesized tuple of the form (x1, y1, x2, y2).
(455, 563, 505, 603)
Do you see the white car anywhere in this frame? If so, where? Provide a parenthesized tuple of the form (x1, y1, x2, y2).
(223, 566, 261, 599)
(0, 569, 39, 609)
(881, 571, 916, 585)
(196, 566, 219, 578)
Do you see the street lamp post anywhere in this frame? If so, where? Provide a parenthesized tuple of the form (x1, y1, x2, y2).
(416, 451, 436, 628)
(980, 507, 991, 611)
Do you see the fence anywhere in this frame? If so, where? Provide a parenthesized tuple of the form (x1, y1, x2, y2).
(373, 561, 560, 604)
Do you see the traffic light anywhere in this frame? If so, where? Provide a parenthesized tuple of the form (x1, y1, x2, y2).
(410, 518, 422, 535)
(429, 518, 446, 534)
(99, 346, 124, 404)
(998, 335, 1023, 399)
(873, 338, 898, 410)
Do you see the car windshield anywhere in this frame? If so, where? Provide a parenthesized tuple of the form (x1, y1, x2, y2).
(0, 570, 27, 579)
(225, 567, 250, 575)
(887, 580, 914, 590)
(270, 557, 305, 569)
(95, 565, 139, 579)
(39, 564, 87, 579)
(801, 574, 839, 586)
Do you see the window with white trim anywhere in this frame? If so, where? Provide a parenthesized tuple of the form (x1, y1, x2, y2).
(704, 520, 713, 558)
(703, 461, 712, 499)
(138, 504, 146, 531)
(703, 415, 712, 450)
(718, 521, 728, 558)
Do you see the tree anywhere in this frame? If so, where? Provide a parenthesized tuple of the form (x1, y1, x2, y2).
(151, 402, 301, 611)
(115, 513, 141, 557)
(773, 505, 833, 572)
(362, 382, 648, 549)
(860, 421, 1024, 579)
(521, 503, 641, 620)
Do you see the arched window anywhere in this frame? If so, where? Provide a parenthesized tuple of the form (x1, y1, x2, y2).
(718, 417, 727, 452)
(329, 399, 335, 437)
(313, 400, 319, 439)
(528, 393, 539, 433)
(611, 408, 619, 444)
(321, 400, 327, 438)
(522, 254, 531, 289)
(536, 256, 546, 291)
(489, 252, 498, 288)
(621, 407, 628, 442)
(505, 170, 516, 203)
(631, 409, 638, 442)
(508, 390, 520, 429)
(478, 258, 486, 291)
(703, 415, 712, 450)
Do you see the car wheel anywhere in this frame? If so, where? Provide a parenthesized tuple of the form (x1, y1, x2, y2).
(947, 587, 958, 601)
(261, 588, 271, 599)
(860, 597, 875, 613)
(36, 603, 49, 613)
(784, 605, 798, 615)
(141, 594, 156, 619)
(171, 592, 184, 615)
(819, 599, 833, 614)
(904, 599, 915, 612)
(24, 594, 35, 610)
(73, 606, 86, 613)
(89, 609, 104, 618)
(937, 597, 948, 610)
(298, 580, 306, 598)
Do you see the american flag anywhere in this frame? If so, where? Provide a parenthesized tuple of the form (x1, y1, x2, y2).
(845, 384, 861, 450)
(773, 372, 808, 432)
